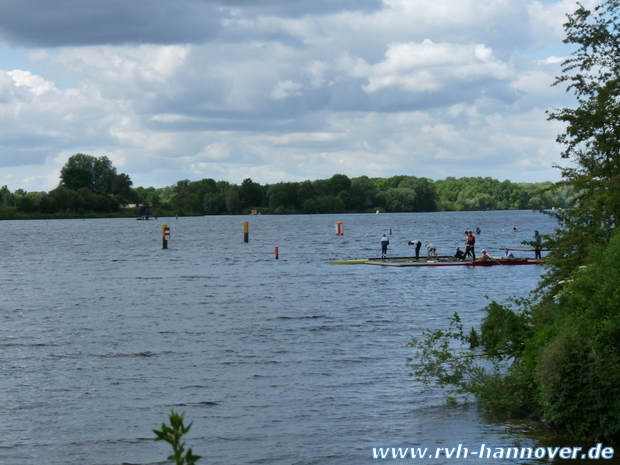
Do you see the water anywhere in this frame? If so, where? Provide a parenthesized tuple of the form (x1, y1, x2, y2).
(0, 211, 610, 464)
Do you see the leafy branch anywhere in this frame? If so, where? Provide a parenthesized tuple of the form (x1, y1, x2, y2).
(154, 411, 201, 465)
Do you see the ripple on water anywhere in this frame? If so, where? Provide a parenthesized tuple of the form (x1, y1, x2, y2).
(2, 212, 591, 465)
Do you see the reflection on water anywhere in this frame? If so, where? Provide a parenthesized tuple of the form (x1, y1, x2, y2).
(0, 211, 615, 464)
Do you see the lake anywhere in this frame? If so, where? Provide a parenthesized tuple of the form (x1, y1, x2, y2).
(1, 210, 609, 464)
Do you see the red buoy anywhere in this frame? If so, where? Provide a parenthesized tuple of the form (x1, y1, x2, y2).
(335, 222, 344, 236)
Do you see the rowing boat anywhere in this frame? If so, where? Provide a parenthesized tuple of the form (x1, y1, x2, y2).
(327, 257, 544, 267)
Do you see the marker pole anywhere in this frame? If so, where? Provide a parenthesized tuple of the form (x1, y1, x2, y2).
(162, 224, 170, 249)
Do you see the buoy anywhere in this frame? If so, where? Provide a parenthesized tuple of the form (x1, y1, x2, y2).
(275, 247, 279, 259)
(162, 224, 170, 249)
(243, 221, 249, 243)
(335, 221, 344, 236)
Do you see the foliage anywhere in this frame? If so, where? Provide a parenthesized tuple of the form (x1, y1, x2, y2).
(55, 153, 138, 210)
(544, 0, 620, 286)
(158, 175, 568, 216)
(154, 411, 201, 465)
(407, 303, 534, 414)
(528, 230, 620, 440)
(407, 312, 491, 404)
(0, 173, 573, 219)
(478, 299, 532, 360)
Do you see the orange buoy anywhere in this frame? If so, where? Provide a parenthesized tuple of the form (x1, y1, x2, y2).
(335, 221, 344, 236)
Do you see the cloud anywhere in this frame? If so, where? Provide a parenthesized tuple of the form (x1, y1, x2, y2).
(0, 0, 382, 47)
(0, 0, 584, 192)
(271, 79, 304, 99)
(359, 40, 513, 93)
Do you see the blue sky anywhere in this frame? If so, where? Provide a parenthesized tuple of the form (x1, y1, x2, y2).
(0, 0, 594, 192)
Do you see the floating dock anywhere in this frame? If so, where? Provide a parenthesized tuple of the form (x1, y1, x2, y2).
(327, 257, 543, 267)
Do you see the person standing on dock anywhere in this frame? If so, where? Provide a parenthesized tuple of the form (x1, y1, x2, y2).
(381, 234, 389, 259)
(534, 230, 542, 259)
(464, 231, 476, 260)
(407, 240, 422, 260)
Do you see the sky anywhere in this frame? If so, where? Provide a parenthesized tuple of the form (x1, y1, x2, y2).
(0, 0, 594, 192)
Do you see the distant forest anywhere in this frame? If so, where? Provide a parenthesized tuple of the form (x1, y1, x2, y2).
(0, 154, 574, 219)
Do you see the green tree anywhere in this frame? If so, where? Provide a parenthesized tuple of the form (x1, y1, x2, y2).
(16, 196, 36, 213)
(327, 174, 351, 195)
(111, 173, 138, 204)
(225, 188, 241, 214)
(385, 187, 416, 212)
(59, 154, 135, 211)
(91, 156, 116, 194)
(545, 0, 620, 285)
(0, 185, 10, 204)
(204, 192, 225, 215)
(350, 176, 377, 211)
(184, 193, 203, 214)
(240, 178, 264, 209)
(59, 154, 93, 191)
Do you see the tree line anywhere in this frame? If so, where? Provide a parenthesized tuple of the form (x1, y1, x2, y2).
(0, 158, 573, 219)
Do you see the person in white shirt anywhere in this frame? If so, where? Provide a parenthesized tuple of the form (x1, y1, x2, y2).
(381, 234, 389, 259)
(426, 243, 438, 259)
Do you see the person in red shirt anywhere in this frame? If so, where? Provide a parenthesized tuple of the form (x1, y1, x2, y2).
(464, 231, 476, 260)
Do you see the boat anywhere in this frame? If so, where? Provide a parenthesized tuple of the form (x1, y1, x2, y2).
(327, 256, 544, 267)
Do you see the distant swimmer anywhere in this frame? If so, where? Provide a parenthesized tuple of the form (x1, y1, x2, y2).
(512, 225, 519, 231)
(381, 234, 389, 259)
(407, 240, 422, 260)
(476, 227, 481, 234)
(426, 243, 438, 259)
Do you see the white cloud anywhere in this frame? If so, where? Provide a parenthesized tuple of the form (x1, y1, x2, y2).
(360, 40, 513, 93)
(0, 0, 584, 191)
(197, 142, 231, 161)
(7, 70, 57, 95)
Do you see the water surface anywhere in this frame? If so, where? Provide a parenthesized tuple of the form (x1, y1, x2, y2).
(1, 211, 604, 464)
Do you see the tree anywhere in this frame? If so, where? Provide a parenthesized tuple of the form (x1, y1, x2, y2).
(225, 188, 241, 214)
(327, 174, 351, 195)
(0, 185, 11, 205)
(59, 153, 133, 198)
(184, 193, 203, 214)
(111, 173, 138, 204)
(91, 156, 116, 194)
(60, 155, 92, 191)
(545, 0, 620, 284)
(240, 178, 264, 209)
(204, 192, 225, 215)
